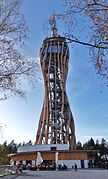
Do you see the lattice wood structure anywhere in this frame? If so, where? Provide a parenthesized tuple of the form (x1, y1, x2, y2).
(36, 15, 76, 149)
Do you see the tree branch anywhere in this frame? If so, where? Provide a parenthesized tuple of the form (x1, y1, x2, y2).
(66, 38, 108, 49)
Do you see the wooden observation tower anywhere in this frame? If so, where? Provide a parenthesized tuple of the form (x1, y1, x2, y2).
(36, 14, 76, 149)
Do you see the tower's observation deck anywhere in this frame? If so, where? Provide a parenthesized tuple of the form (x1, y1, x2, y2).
(36, 14, 76, 149)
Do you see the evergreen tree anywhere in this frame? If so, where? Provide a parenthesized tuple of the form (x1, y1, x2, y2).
(83, 138, 95, 150)
(76, 141, 83, 150)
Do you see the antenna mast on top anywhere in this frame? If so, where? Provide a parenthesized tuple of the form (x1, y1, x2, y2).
(49, 13, 58, 37)
(48, 12, 64, 37)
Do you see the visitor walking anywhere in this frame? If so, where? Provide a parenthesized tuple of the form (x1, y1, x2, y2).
(75, 163, 77, 171)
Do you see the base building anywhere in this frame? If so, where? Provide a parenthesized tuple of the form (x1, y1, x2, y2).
(10, 144, 97, 169)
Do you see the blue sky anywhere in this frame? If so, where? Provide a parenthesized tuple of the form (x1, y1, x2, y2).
(0, 0, 108, 145)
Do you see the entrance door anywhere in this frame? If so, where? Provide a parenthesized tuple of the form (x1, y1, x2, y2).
(81, 160, 85, 168)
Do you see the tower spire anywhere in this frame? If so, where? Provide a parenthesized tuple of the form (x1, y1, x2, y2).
(49, 13, 58, 37)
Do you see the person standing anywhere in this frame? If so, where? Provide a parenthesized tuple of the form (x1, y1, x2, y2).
(75, 163, 77, 171)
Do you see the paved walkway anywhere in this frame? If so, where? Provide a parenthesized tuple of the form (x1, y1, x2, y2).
(1, 169, 108, 179)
